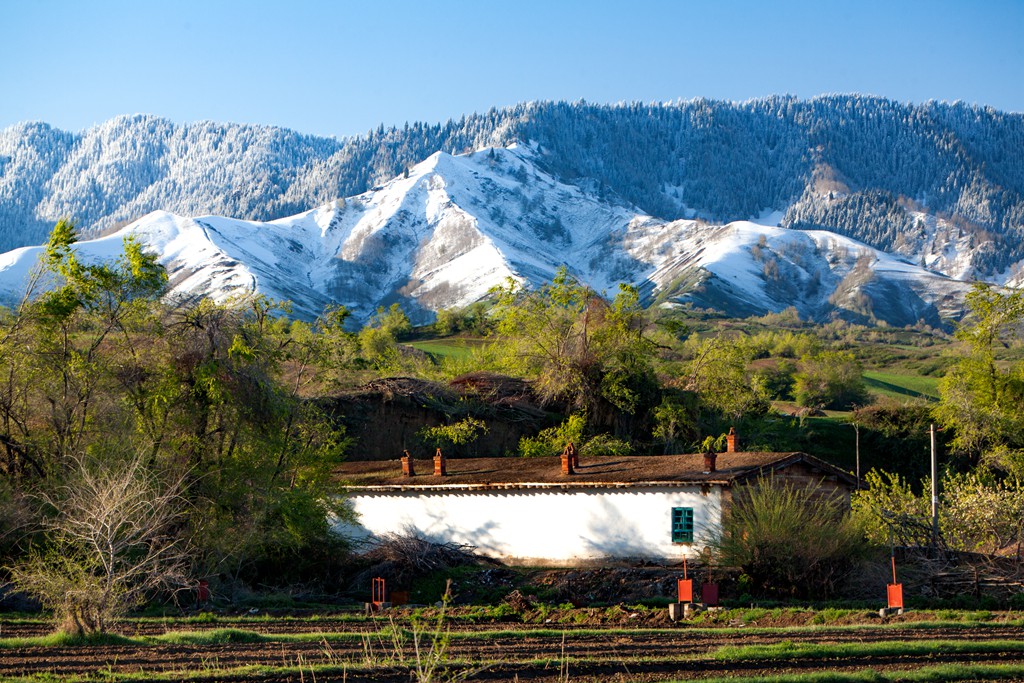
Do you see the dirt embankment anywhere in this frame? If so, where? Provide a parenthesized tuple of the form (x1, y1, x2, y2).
(320, 374, 548, 461)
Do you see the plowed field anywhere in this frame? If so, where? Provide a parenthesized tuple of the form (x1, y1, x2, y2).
(3, 613, 1024, 682)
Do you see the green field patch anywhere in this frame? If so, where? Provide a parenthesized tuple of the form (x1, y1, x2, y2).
(863, 370, 940, 401)
(407, 337, 488, 360)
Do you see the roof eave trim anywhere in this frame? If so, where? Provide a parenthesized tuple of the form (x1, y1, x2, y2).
(341, 480, 734, 493)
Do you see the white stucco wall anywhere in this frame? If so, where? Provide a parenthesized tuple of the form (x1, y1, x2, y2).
(334, 485, 721, 565)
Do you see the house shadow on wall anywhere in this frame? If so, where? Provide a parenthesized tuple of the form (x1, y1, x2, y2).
(580, 496, 660, 560)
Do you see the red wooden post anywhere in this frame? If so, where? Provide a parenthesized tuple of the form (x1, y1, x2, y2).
(372, 577, 387, 609)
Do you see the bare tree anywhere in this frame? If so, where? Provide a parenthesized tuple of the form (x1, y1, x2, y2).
(11, 454, 189, 635)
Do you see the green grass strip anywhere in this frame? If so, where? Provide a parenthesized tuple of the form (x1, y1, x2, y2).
(7, 659, 1024, 683)
(0, 631, 138, 649)
(714, 638, 1024, 662)
(150, 628, 273, 645)
(0, 658, 479, 682)
(7, 608, 1018, 630)
(662, 662, 1024, 683)
(126, 610, 367, 625)
(5, 648, 1024, 683)
(6, 619, 1024, 650)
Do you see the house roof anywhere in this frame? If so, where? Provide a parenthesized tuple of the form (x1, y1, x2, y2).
(335, 451, 856, 492)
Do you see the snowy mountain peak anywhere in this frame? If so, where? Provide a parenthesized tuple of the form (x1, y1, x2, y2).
(0, 145, 982, 327)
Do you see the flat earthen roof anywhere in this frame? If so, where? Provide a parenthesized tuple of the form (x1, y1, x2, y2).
(335, 452, 854, 492)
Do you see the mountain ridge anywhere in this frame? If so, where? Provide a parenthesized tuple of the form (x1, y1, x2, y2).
(0, 145, 977, 328)
(3, 96, 1023, 279)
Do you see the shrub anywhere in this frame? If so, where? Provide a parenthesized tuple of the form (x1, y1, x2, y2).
(519, 414, 632, 457)
(652, 396, 699, 454)
(711, 476, 866, 598)
(579, 433, 632, 456)
(418, 417, 488, 451)
(851, 469, 931, 547)
(794, 351, 869, 409)
(518, 414, 585, 457)
(11, 455, 188, 635)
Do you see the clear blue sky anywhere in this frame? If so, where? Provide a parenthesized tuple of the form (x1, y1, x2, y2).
(2, 0, 1022, 138)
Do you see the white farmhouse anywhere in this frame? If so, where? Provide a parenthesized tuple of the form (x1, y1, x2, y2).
(334, 435, 855, 566)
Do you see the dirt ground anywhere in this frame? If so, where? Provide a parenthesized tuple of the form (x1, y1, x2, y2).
(3, 612, 1024, 682)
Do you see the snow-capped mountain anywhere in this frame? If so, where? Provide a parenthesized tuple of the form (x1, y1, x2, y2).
(0, 145, 978, 327)
(3, 96, 1024, 283)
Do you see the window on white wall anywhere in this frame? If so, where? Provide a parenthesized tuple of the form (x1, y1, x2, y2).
(671, 507, 694, 543)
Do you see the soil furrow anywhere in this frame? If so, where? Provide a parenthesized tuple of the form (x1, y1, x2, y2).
(3, 626, 1024, 679)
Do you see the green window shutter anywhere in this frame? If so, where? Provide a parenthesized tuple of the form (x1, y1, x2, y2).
(671, 507, 694, 543)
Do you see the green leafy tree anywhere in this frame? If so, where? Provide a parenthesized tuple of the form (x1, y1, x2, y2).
(490, 268, 658, 418)
(682, 336, 770, 419)
(851, 469, 931, 547)
(942, 472, 1024, 555)
(854, 468, 1024, 555)
(0, 223, 352, 592)
(356, 303, 414, 372)
(372, 303, 412, 339)
(652, 396, 698, 454)
(433, 307, 461, 337)
(0, 221, 168, 476)
(793, 350, 868, 410)
(161, 296, 350, 583)
(934, 283, 1024, 470)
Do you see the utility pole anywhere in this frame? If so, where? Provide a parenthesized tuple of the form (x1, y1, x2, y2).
(930, 423, 939, 548)
(854, 422, 860, 490)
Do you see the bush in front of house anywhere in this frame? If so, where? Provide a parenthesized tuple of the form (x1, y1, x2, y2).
(711, 476, 866, 598)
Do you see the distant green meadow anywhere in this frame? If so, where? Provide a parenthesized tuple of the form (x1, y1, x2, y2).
(862, 370, 940, 401)
(407, 338, 487, 361)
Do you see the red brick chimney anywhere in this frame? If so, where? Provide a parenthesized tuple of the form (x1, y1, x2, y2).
(703, 450, 717, 473)
(726, 426, 738, 453)
(433, 448, 446, 476)
(401, 450, 415, 477)
(567, 442, 579, 469)
(560, 445, 574, 475)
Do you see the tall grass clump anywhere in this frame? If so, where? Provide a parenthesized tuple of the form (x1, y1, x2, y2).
(712, 476, 867, 598)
